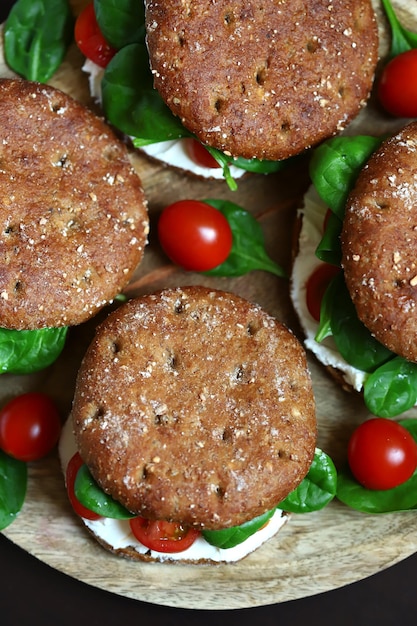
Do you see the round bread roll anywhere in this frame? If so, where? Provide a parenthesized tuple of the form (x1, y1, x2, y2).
(342, 121, 417, 363)
(72, 285, 317, 531)
(0, 78, 149, 330)
(145, 0, 378, 161)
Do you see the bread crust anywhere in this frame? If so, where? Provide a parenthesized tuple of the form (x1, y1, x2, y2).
(0, 78, 149, 329)
(145, 0, 378, 161)
(341, 121, 417, 363)
(72, 286, 316, 530)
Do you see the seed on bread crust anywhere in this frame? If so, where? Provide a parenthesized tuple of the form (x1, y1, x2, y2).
(145, 0, 378, 161)
(72, 286, 316, 530)
(342, 121, 417, 363)
(0, 78, 148, 330)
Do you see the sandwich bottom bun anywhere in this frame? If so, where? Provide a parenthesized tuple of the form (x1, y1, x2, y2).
(61, 285, 317, 563)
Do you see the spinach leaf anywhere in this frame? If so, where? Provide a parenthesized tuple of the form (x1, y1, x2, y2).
(329, 273, 393, 372)
(94, 0, 145, 49)
(203, 199, 287, 278)
(232, 155, 290, 175)
(315, 210, 343, 266)
(0, 450, 27, 530)
(309, 136, 383, 220)
(277, 448, 337, 513)
(202, 508, 275, 549)
(364, 357, 417, 418)
(4, 0, 74, 82)
(103, 44, 190, 143)
(381, 0, 417, 59)
(315, 272, 339, 342)
(0, 326, 68, 374)
(74, 464, 135, 519)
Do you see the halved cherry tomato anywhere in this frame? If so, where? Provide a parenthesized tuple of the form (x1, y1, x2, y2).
(305, 263, 341, 322)
(129, 517, 200, 553)
(348, 418, 417, 490)
(185, 139, 221, 169)
(0, 392, 61, 462)
(74, 2, 116, 68)
(66, 452, 102, 521)
(158, 199, 233, 271)
(378, 49, 417, 118)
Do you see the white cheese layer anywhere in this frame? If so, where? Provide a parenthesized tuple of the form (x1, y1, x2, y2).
(82, 59, 245, 181)
(290, 185, 367, 392)
(59, 417, 288, 563)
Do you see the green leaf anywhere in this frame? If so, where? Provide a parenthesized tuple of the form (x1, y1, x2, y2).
(309, 136, 383, 219)
(232, 155, 291, 175)
(203, 199, 287, 278)
(329, 273, 393, 372)
(202, 508, 275, 549)
(336, 419, 417, 513)
(94, 0, 145, 49)
(0, 450, 27, 530)
(315, 272, 339, 342)
(104, 44, 190, 143)
(364, 357, 417, 418)
(278, 448, 337, 513)
(0, 327, 68, 375)
(315, 210, 343, 266)
(381, 0, 417, 59)
(4, 0, 74, 82)
(74, 464, 135, 519)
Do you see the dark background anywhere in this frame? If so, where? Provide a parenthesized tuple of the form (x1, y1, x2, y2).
(1, 1, 417, 623)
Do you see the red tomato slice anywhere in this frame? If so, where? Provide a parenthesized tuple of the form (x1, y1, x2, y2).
(0, 392, 61, 462)
(129, 517, 201, 553)
(305, 263, 341, 322)
(66, 452, 102, 521)
(74, 2, 116, 68)
(185, 139, 221, 169)
(348, 418, 417, 490)
(378, 49, 417, 118)
(158, 199, 233, 271)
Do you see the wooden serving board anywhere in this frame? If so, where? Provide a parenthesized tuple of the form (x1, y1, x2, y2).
(2, 0, 417, 610)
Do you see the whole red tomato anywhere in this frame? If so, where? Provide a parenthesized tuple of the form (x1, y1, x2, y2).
(0, 392, 61, 462)
(74, 2, 116, 68)
(378, 49, 417, 118)
(158, 200, 233, 271)
(348, 418, 417, 490)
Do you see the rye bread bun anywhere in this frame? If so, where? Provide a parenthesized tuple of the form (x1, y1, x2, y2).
(72, 285, 317, 530)
(145, 0, 378, 161)
(0, 78, 149, 330)
(341, 121, 417, 363)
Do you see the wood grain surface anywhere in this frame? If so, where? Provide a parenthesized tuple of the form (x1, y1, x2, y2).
(1, 0, 417, 610)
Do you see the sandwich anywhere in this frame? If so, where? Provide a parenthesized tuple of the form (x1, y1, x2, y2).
(291, 121, 417, 418)
(59, 285, 318, 563)
(0, 77, 149, 374)
(74, 0, 379, 188)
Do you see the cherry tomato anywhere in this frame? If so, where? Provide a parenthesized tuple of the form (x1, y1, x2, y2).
(305, 263, 341, 322)
(129, 517, 200, 553)
(158, 200, 233, 271)
(66, 452, 102, 520)
(74, 2, 116, 68)
(378, 49, 417, 118)
(0, 392, 61, 462)
(185, 139, 221, 169)
(348, 418, 417, 490)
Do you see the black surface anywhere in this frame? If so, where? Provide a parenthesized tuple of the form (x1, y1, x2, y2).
(1, 1, 417, 623)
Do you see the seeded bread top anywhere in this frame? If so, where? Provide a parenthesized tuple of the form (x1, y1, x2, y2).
(146, 0, 378, 161)
(342, 121, 417, 363)
(0, 78, 149, 329)
(72, 286, 317, 530)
